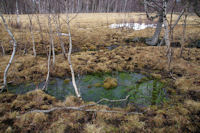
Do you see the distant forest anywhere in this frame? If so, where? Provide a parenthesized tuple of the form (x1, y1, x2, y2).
(0, 0, 185, 14)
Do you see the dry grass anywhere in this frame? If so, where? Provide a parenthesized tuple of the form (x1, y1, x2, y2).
(0, 13, 200, 132)
(0, 13, 199, 56)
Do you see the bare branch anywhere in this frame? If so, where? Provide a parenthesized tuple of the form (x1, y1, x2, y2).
(22, 95, 142, 115)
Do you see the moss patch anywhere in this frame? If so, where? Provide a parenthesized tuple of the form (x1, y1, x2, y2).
(103, 77, 118, 90)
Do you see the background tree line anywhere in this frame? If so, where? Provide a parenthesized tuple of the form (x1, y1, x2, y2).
(0, 0, 187, 14)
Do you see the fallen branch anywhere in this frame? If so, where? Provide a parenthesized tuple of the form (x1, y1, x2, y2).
(22, 95, 142, 115)
(27, 107, 142, 115)
(78, 95, 130, 108)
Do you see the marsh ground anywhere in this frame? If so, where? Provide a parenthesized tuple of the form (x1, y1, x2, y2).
(0, 13, 200, 132)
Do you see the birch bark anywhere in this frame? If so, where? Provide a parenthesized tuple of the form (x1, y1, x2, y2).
(0, 12, 17, 92)
(163, 0, 172, 69)
(66, 11, 81, 98)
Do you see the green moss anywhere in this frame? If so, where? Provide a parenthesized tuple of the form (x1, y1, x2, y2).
(137, 77, 150, 84)
(151, 80, 166, 105)
(119, 72, 131, 80)
(83, 75, 93, 82)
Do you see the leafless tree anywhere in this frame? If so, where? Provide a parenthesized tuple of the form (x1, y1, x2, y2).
(28, 14, 36, 57)
(180, 6, 189, 57)
(42, 34, 52, 91)
(48, 14, 56, 65)
(54, 14, 67, 59)
(65, 2, 81, 98)
(162, 0, 172, 69)
(144, 0, 164, 46)
(16, 0, 20, 25)
(0, 12, 17, 92)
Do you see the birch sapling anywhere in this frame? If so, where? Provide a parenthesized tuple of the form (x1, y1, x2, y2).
(42, 38, 51, 91)
(55, 14, 66, 59)
(0, 12, 17, 92)
(48, 14, 55, 65)
(180, 9, 188, 57)
(28, 14, 36, 57)
(66, 12, 81, 98)
(16, 0, 20, 25)
(42, 17, 53, 90)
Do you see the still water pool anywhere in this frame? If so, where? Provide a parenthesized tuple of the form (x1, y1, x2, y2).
(8, 72, 167, 107)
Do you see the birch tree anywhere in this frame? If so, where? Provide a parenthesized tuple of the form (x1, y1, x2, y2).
(48, 14, 55, 65)
(180, 5, 188, 57)
(28, 14, 37, 57)
(42, 14, 54, 90)
(144, 0, 164, 46)
(0, 12, 17, 92)
(65, 2, 81, 98)
(162, 0, 172, 69)
(42, 32, 52, 91)
(16, 0, 20, 25)
(54, 14, 67, 59)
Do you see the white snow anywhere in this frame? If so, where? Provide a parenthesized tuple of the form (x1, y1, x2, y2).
(60, 33, 69, 36)
(109, 23, 157, 30)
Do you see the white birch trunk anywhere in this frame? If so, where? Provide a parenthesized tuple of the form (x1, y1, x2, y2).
(42, 39, 51, 91)
(163, 0, 172, 69)
(66, 12, 81, 98)
(0, 12, 17, 91)
(48, 15, 55, 65)
(16, 0, 20, 25)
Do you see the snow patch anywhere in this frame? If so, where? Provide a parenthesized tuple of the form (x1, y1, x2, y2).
(60, 33, 69, 36)
(109, 23, 157, 30)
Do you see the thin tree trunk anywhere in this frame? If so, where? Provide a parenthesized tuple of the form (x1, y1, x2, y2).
(28, 14, 36, 57)
(171, 9, 185, 31)
(180, 10, 188, 57)
(23, 42, 27, 55)
(1, 43, 5, 56)
(124, 0, 128, 12)
(42, 39, 51, 91)
(66, 12, 81, 98)
(16, 0, 20, 25)
(169, 0, 176, 41)
(35, 14, 48, 56)
(36, 15, 44, 42)
(48, 15, 55, 65)
(55, 15, 66, 59)
(144, 0, 159, 21)
(163, 0, 172, 69)
(0, 12, 17, 92)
